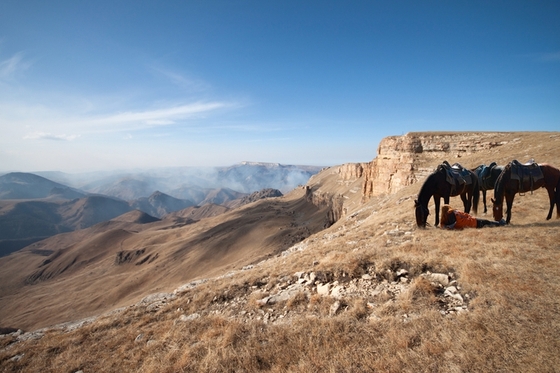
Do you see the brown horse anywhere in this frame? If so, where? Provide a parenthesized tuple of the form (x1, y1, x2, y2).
(491, 162, 560, 224)
(415, 162, 479, 228)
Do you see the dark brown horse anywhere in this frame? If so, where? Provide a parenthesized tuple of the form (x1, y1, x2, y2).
(415, 162, 480, 228)
(472, 163, 504, 214)
(491, 162, 560, 224)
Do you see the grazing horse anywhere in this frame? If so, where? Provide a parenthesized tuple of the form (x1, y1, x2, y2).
(472, 163, 504, 214)
(415, 162, 480, 228)
(491, 162, 560, 224)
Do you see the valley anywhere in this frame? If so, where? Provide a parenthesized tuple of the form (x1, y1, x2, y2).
(1, 132, 559, 372)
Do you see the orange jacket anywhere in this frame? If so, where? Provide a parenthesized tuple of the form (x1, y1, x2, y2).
(442, 210, 478, 229)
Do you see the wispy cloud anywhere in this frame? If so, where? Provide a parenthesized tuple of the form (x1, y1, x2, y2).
(0, 52, 31, 81)
(151, 66, 212, 91)
(91, 101, 231, 128)
(23, 132, 80, 141)
(539, 51, 560, 62)
(15, 100, 239, 141)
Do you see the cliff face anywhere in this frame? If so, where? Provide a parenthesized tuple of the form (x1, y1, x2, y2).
(338, 132, 506, 200)
(307, 132, 516, 223)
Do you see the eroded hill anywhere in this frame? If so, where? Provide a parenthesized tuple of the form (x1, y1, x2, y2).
(1, 132, 560, 373)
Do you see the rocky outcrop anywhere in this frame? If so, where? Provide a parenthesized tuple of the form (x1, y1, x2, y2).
(305, 186, 345, 226)
(357, 132, 506, 200)
(242, 188, 283, 202)
(337, 163, 366, 180)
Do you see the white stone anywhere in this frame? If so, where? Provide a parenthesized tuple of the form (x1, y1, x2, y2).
(396, 269, 408, 277)
(316, 283, 331, 296)
(426, 273, 449, 286)
(330, 285, 344, 298)
(445, 286, 458, 294)
(179, 313, 201, 321)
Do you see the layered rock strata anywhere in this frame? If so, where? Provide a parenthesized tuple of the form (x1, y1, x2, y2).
(342, 132, 506, 200)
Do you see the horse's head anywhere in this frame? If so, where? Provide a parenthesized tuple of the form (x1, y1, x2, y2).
(491, 198, 503, 221)
(414, 200, 429, 228)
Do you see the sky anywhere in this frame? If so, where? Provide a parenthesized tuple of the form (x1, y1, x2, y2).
(0, 1, 559, 173)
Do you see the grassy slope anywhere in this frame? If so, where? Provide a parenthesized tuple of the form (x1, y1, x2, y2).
(0, 188, 329, 331)
(1, 132, 559, 373)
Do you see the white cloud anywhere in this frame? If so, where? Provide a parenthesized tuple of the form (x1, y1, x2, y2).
(23, 132, 80, 141)
(151, 66, 212, 91)
(92, 101, 230, 127)
(0, 52, 31, 81)
(146, 119, 175, 125)
(10, 100, 236, 141)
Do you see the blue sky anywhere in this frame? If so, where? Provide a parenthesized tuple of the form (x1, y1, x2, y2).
(1, 1, 559, 172)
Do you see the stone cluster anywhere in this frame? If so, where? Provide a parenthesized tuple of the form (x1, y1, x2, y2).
(164, 266, 470, 327)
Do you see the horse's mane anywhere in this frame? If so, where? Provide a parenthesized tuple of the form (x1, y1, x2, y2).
(417, 167, 442, 205)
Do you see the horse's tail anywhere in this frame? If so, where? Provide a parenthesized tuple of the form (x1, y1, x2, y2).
(472, 171, 480, 215)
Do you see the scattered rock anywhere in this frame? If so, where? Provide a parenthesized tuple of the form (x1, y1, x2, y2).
(177, 313, 200, 322)
(173, 279, 207, 295)
(330, 285, 344, 298)
(330, 301, 341, 316)
(424, 273, 449, 286)
(396, 269, 408, 277)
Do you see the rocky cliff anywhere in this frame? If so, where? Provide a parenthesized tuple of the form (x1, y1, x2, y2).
(339, 132, 507, 200)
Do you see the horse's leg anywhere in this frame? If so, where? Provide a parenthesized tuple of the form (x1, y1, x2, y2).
(505, 192, 514, 224)
(482, 190, 487, 214)
(434, 196, 441, 227)
(545, 186, 555, 220)
(461, 192, 471, 214)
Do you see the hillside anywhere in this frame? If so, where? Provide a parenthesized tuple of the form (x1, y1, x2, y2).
(0, 187, 332, 331)
(0, 172, 85, 200)
(0, 196, 135, 256)
(1, 132, 559, 372)
(129, 191, 195, 218)
(0, 166, 316, 256)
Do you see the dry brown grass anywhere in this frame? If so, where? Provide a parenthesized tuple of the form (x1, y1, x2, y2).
(1, 132, 560, 372)
(3, 195, 558, 372)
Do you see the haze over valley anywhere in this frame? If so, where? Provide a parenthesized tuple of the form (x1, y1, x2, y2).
(0, 162, 320, 256)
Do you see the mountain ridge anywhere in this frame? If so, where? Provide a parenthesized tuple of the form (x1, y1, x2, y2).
(0, 163, 320, 256)
(1, 132, 560, 372)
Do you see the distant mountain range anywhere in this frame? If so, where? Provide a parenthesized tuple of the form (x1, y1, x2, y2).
(0, 162, 320, 256)
(0, 172, 86, 200)
(31, 162, 323, 199)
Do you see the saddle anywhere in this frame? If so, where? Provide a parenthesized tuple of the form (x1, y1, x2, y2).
(440, 161, 472, 193)
(510, 159, 543, 192)
(477, 162, 497, 190)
